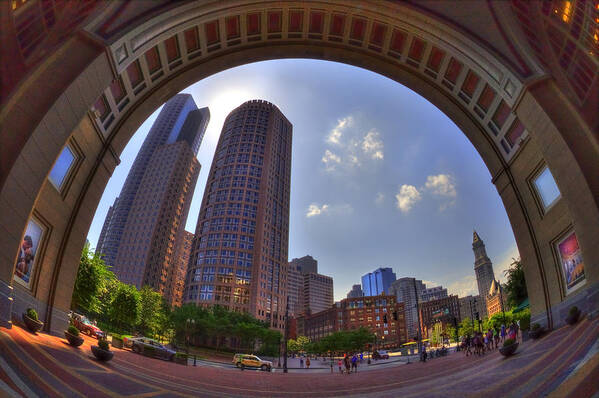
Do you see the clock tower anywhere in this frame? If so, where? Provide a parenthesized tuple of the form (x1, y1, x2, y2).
(473, 231, 495, 319)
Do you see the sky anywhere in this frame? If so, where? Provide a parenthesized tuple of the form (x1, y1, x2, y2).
(86, 59, 519, 302)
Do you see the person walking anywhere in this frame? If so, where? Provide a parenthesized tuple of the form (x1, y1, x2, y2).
(330, 359, 334, 373)
(500, 324, 506, 342)
(300, 357, 304, 368)
(344, 355, 351, 374)
(351, 354, 358, 373)
(338, 358, 343, 374)
(306, 357, 311, 369)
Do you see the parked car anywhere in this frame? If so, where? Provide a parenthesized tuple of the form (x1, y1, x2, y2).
(233, 354, 272, 371)
(373, 350, 389, 360)
(130, 337, 175, 361)
(71, 313, 105, 339)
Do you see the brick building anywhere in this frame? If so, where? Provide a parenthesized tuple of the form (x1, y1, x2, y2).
(296, 294, 407, 348)
(419, 295, 460, 338)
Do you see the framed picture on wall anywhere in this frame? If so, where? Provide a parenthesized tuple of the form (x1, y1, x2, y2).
(13, 217, 45, 290)
(556, 230, 586, 295)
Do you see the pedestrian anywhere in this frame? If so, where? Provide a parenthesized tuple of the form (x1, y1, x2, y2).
(359, 352, 363, 363)
(494, 328, 500, 349)
(338, 358, 343, 374)
(306, 357, 311, 369)
(500, 324, 506, 342)
(344, 355, 351, 374)
(351, 354, 358, 373)
(300, 357, 304, 368)
(421, 348, 427, 362)
(330, 359, 334, 373)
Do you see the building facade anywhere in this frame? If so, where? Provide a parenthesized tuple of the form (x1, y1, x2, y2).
(170, 231, 194, 307)
(298, 294, 407, 348)
(290, 255, 317, 274)
(419, 295, 461, 339)
(473, 231, 495, 319)
(97, 95, 209, 307)
(347, 284, 364, 298)
(421, 286, 448, 302)
(183, 100, 292, 330)
(458, 295, 484, 322)
(303, 272, 334, 315)
(361, 267, 396, 296)
(390, 277, 425, 341)
(487, 279, 507, 317)
(287, 261, 303, 316)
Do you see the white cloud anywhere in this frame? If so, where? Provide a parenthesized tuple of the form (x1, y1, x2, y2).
(375, 192, 385, 206)
(327, 116, 353, 145)
(395, 185, 422, 213)
(448, 275, 479, 298)
(425, 174, 457, 198)
(422, 280, 440, 288)
(306, 204, 329, 217)
(362, 129, 384, 160)
(321, 150, 341, 171)
(306, 203, 353, 218)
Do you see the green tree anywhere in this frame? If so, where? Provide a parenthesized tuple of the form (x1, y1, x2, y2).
(296, 335, 310, 353)
(504, 258, 528, 309)
(458, 317, 474, 338)
(72, 244, 111, 314)
(108, 283, 141, 333)
(138, 285, 162, 337)
(287, 338, 300, 354)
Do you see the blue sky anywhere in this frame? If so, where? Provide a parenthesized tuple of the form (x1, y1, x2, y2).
(86, 59, 519, 301)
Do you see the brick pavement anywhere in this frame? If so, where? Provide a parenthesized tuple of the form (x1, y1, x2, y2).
(0, 318, 597, 397)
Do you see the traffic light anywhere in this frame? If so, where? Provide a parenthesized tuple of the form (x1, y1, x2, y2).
(383, 314, 388, 323)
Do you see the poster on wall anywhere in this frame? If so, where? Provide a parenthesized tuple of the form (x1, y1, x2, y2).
(14, 218, 44, 290)
(557, 231, 586, 294)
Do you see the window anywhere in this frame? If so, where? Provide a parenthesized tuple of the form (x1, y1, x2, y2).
(533, 166, 561, 210)
(48, 145, 76, 191)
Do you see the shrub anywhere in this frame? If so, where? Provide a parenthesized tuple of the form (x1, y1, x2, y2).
(569, 306, 579, 316)
(112, 334, 123, 342)
(67, 325, 80, 336)
(503, 338, 516, 347)
(518, 312, 531, 331)
(531, 323, 541, 331)
(26, 308, 38, 321)
(98, 339, 110, 351)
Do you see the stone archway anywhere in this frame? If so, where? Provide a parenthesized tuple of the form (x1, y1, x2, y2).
(0, 0, 597, 334)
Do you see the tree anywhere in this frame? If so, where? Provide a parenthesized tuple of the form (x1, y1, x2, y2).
(108, 283, 141, 333)
(287, 339, 300, 354)
(72, 244, 110, 314)
(138, 285, 162, 337)
(296, 335, 310, 353)
(504, 258, 528, 309)
(458, 317, 474, 338)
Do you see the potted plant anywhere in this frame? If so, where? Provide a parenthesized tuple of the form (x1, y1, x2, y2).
(528, 323, 543, 339)
(174, 352, 188, 365)
(499, 338, 519, 357)
(22, 308, 44, 333)
(111, 334, 124, 349)
(91, 339, 114, 362)
(65, 325, 84, 347)
(566, 306, 580, 325)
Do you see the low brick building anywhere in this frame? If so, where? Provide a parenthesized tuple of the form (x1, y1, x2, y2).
(294, 294, 407, 348)
(419, 295, 461, 339)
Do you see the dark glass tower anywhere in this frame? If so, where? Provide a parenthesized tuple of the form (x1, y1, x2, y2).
(184, 100, 292, 330)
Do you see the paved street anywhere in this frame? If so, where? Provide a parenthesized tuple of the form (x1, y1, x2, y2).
(1, 318, 598, 397)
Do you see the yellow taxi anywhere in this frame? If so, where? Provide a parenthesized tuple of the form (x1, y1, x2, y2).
(233, 354, 273, 371)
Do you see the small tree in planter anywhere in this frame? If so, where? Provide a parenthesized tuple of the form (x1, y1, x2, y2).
(91, 339, 114, 362)
(566, 306, 581, 325)
(499, 338, 519, 357)
(23, 308, 44, 333)
(528, 323, 543, 339)
(65, 325, 84, 347)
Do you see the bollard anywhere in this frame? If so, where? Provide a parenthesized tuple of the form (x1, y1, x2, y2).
(194, 355, 197, 366)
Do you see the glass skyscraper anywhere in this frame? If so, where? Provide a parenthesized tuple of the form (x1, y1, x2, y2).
(362, 267, 397, 296)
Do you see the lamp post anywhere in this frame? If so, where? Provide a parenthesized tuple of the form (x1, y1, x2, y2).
(413, 279, 423, 356)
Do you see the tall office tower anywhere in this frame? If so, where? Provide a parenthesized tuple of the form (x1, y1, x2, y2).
(287, 262, 304, 316)
(97, 94, 208, 267)
(347, 284, 364, 298)
(390, 277, 425, 341)
(184, 100, 292, 330)
(420, 286, 448, 302)
(98, 95, 209, 306)
(290, 255, 318, 274)
(362, 267, 397, 296)
(169, 231, 195, 307)
(473, 231, 495, 319)
(303, 272, 334, 314)
(96, 197, 118, 254)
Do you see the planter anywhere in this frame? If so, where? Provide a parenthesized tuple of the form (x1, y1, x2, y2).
(499, 342, 519, 357)
(22, 314, 44, 334)
(174, 355, 188, 365)
(65, 331, 84, 347)
(566, 312, 580, 325)
(91, 346, 114, 362)
(528, 328, 543, 339)
(111, 338, 123, 349)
